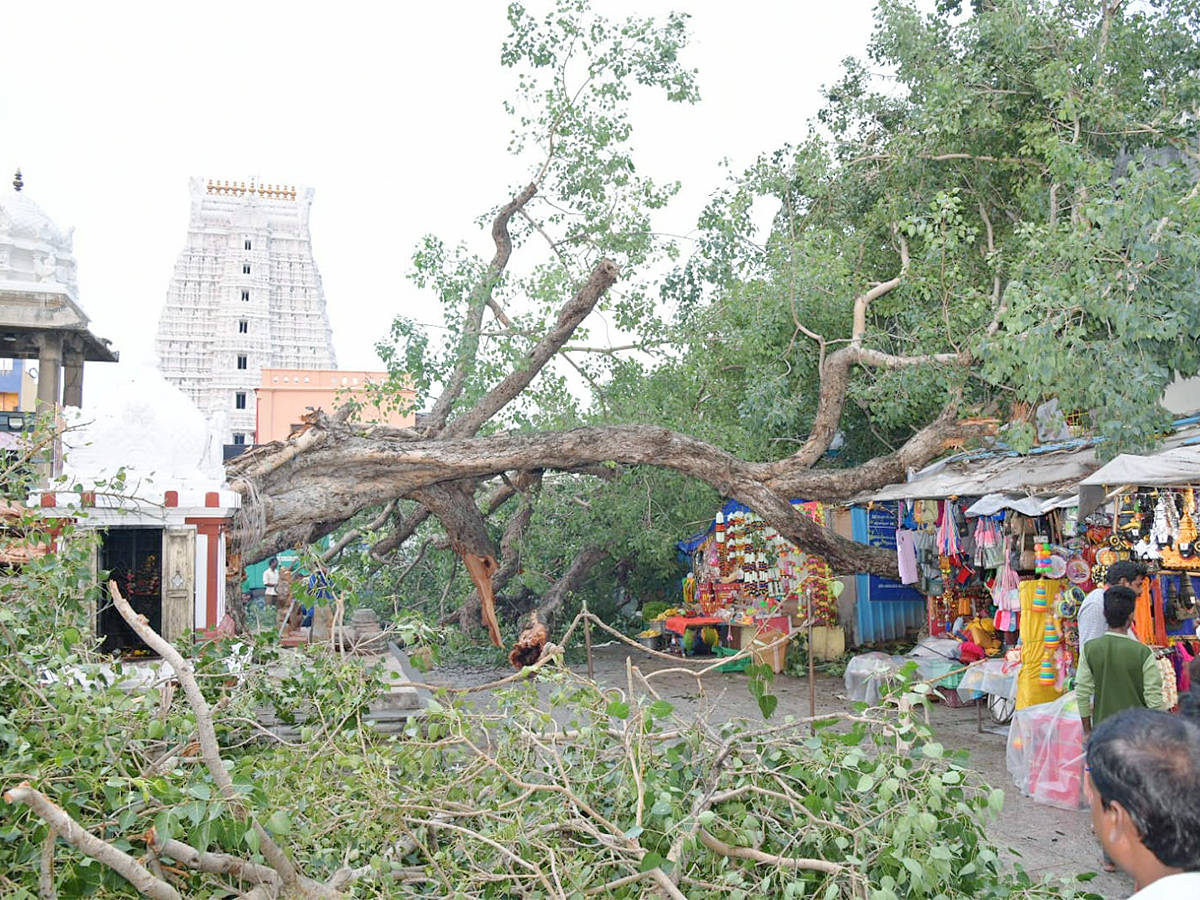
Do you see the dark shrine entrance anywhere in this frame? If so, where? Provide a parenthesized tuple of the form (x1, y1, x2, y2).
(98, 527, 162, 656)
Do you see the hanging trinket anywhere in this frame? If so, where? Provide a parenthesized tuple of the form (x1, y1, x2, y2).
(1039, 657, 1056, 685)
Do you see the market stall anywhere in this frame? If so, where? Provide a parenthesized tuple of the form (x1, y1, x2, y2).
(1003, 436, 1200, 809)
(840, 432, 1119, 728)
(670, 500, 843, 671)
(1078, 446, 1200, 680)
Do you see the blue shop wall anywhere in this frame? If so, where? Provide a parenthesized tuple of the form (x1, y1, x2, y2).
(852, 504, 926, 644)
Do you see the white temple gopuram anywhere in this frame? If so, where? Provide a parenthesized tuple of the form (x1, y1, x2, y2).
(155, 177, 337, 445)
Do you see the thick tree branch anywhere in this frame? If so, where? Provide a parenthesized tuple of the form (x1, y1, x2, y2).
(697, 828, 845, 876)
(231, 412, 993, 579)
(409, 483, 505, 645)
(40, 828, 56, 900)
(851, 235, 908, 348)
(148, 837, 280, 889)
(441, 258, 620, 439)
(781, 236, 968, 469)
(369, 506, 432, 561)
(456, 472, 541, 636)
(321, 500, 396, 563)
(3, 785, 181, 900)
(533, 547, 611, 625)
(424, 181, 539, 435)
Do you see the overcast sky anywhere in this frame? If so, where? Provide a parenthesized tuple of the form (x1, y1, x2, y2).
(1, 0, 884, 371)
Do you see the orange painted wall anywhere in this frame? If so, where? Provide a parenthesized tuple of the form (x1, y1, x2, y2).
(255, 369, 416, 443)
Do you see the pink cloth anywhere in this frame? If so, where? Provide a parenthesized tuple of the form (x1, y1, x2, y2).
(895, 529, 919, 584)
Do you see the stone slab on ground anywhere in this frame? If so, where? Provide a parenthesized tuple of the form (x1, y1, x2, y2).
(256, 643, 425, 739)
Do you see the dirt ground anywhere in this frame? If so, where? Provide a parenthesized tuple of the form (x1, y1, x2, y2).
(422, 640, 1132, 900)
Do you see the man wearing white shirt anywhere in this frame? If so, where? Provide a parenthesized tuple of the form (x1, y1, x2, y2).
(1085, 707, 1200, 898)
(1078, 560, 1147, 648)
(262, 558, 280, 608)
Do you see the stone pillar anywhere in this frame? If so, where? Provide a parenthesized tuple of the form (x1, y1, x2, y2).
(33, 332, 64, 484)
(62, 343, 84, 408)
(35, 332, 63, 413)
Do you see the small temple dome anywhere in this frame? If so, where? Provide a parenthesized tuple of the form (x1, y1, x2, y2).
(0, 191, 73, 249)
(61, 361, 227, 491)
(0, 172, 78, 293)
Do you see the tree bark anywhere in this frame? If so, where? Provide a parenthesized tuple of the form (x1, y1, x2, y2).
(229, 413, 993, 580)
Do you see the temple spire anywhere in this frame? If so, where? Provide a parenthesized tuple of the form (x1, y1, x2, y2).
(12, 169, 23, 192)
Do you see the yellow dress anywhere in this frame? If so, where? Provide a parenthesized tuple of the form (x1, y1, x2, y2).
(1016, 578, 1065, 710)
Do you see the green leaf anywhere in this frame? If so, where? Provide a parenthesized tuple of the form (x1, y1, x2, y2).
(648, 699, 674, 719)
(606, 700, 631, 720)
(756, 693, 778, 719)
(639, 851, 665, 872)
(153, 810, 172, 845)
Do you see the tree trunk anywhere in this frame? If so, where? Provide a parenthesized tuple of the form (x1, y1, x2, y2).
(534, 547, 611, 626)
(229, 415, 992, 580)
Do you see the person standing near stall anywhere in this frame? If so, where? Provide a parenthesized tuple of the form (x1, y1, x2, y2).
(1078, 560, 1147, 648)
(1077, 585, 1165, 738)
(262, 558, 280, 611)
(1078, 584, 1168, 873)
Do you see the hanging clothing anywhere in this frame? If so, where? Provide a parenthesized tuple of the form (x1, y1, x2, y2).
(1178, 642, 1194, 693)
(895, 529, 919, 585)
(1132, 577, 1155, 644)
(1159, 655, 1179, 709)
(1016, 578, 1065, 710)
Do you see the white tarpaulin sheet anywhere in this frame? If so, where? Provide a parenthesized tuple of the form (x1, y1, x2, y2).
(860, 446, 1103, 503)
(1078, 446, 1200, 487)
(964, 493, 1077, 517)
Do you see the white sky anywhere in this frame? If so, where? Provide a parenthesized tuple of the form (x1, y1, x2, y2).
(0, 0, 883, 371)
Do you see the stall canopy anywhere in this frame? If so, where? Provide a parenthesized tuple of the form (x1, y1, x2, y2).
(857, 417, 1200, 517)
(1078, 445, 1200, 487)
(854, 415, 1200, 513)
(853, 438, 1104, 509)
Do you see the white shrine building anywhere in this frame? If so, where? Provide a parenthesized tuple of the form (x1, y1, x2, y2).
(156, 178, 337, 446)
(0, 170, 118, 417)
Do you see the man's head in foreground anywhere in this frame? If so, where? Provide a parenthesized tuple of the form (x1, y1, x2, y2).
(1085, 707, 1200, 886)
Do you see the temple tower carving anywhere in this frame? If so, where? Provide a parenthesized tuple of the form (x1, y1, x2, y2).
(155, 177, 337, 445)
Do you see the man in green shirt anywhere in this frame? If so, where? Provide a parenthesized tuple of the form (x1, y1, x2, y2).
(1076, 585, 1165, 738)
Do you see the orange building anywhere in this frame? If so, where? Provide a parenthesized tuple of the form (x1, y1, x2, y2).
(255, 369, 416, 443)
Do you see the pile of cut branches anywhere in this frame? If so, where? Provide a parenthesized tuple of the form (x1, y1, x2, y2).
(3, 585, 1087, 899)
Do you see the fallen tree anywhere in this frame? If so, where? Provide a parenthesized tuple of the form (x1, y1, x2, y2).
(229, 0, 1200, 652)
